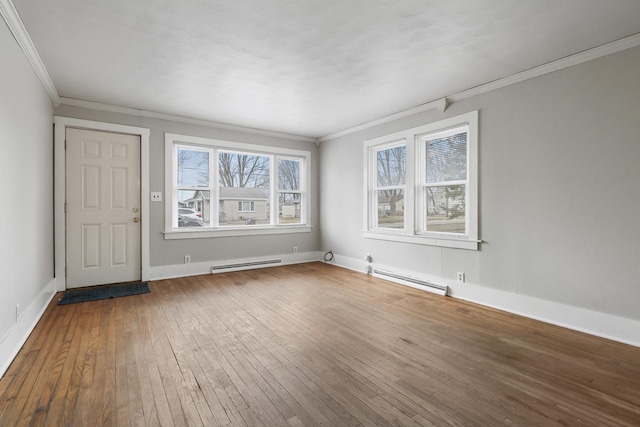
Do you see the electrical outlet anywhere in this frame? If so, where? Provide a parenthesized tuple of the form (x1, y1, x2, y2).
(293, 246, 298, 253)
(16, 304, 20, 321)
(184, 255, 191, 264)
(457, 272, 465, 283)
(151, 192, 162, 202)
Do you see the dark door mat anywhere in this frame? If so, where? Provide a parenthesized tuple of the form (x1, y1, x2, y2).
(58, 282, 150, 305)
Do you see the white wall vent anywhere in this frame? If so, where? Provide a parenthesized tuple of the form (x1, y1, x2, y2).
(373, 269, 448, 296)
(211, 259, 282, 273)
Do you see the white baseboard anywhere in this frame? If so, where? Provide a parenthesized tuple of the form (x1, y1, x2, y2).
(149, 251, 321, 280)
(330, 254, 640, 348)
(0, 279, 58, 378)
(319, 251, 364, 273)
(448, 283, 640, 348)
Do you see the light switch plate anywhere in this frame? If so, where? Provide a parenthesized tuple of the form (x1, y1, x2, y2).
(151, 192, 162, 202)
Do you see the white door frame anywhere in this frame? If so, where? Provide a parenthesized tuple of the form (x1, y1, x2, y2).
(54, 116, 150, 291)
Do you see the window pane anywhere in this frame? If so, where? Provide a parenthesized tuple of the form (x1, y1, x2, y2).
(424, 185, 465, 233)
(377, 146, 405, 187)
(376, 189, 404, 229)
(177, 190, 208, 228)
(218, 151, 270, 226)
(278, 193, 301, 224)
(426, 132, 467, 183)
(237, 201, 255, 212)
(278, 159, 300, 191)
(177, 148, 209, 187)
(218, 151, 270, 192)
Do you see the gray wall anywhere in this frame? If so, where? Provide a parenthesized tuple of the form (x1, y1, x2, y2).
(320, 45, 640, 321)
(54, 104, 320, 267)
(0, 19, 54, 340)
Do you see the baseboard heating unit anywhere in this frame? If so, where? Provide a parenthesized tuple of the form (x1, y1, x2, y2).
(211, 259, 282, 273)
(373, 269, 448, 296)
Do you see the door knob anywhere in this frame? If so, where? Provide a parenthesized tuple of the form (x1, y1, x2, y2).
(133, 217, 140, 223)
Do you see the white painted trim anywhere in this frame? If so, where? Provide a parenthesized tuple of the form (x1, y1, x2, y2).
(435, 97, 449, 112)
(320, 98, 447, 142)
(319, 33, 640, 142)
(148, 251, 320, 280)
(0, 279, 57, 378)
(330, 253, 640, 348)
(163, 226, 313, 240)
(362, 231, 479, 250)
(449, 282, 640, 349)
(59, 97, 318, 144)
(448, 33, 640, 103)
(53, 117, 151, 290)
(320, 252, 363, 273)
(0, 0, 60, 106)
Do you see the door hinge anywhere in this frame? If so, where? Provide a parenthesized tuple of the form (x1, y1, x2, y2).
(64, 139, 67, 150)
(64, 202, 67, 213)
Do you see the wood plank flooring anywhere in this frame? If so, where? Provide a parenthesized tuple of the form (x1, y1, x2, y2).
(1, 262, 639, 426)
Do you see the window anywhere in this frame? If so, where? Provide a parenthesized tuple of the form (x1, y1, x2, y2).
(237, 201, 255, 212)
(165, 133, 311, 239)
(372, 141, 406, 230)
(419, 126, 468, 235)
(364, 111, 479, 250)
(278, 158, 303, 225)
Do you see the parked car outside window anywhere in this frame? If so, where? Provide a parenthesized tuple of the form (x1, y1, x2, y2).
(179, 208, 202, 219)
(178, 208, 203, 227)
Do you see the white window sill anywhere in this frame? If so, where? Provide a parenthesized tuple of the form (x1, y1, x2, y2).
(164, 225, 312, 240)
(363, 230, 480, 250)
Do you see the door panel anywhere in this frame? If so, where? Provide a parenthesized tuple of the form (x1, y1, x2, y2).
(110, 224, 128, 266)
(82, 165, 101, 209)
(109, 168, 127, 209)
(66, 128, 141, 288)
(81, 224, 100, 269)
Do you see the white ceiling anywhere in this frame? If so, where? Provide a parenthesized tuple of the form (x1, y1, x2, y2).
(12, 0, 640, 138)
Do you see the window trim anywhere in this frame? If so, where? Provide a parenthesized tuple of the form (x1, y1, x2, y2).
(363, 111, 479, 250)
(164, 133, 311, 239)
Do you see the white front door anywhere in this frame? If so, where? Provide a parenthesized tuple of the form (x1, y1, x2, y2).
(66, 128, 141, 288)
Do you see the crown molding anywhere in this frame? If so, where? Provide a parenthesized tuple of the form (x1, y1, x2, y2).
(319, 32, 640, 143)
(318, 97, 449, 143)
(0, 0, 60, 106)
(59, 97, 319, 144)
(448, 32, 640, 103)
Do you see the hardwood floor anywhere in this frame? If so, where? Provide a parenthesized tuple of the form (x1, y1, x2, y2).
(1, 262, 639, 426)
